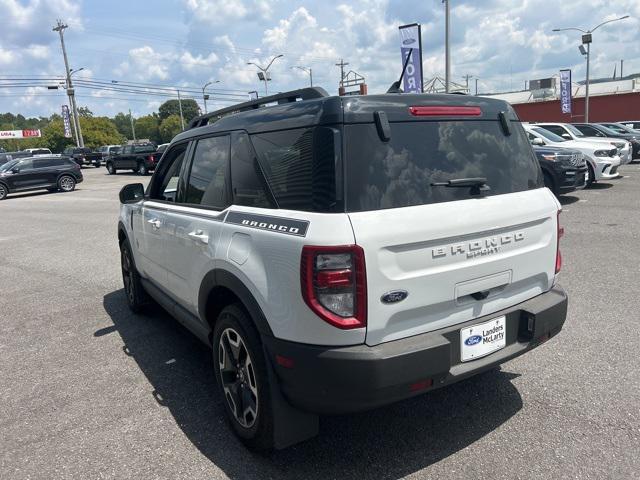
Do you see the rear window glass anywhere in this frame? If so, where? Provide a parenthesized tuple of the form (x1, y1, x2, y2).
(251, 127, 338, 212)
(134, 145, 156, 154)
(345, 121, 542, 212)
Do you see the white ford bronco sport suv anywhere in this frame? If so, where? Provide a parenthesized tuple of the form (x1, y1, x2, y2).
(117, 87, 568, 450)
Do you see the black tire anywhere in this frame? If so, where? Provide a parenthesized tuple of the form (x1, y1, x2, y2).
(138, 163, 148, 176)
(107, 162, 116, 175)
(94, 162, 101, 168)
(120, 239, 147, 313)
(542, 171, 557, 196)
(57, 175, 76, 192)
(213, 304, 274, 450)
(586, 163, 595, 187)
(0, 183, 7, 200)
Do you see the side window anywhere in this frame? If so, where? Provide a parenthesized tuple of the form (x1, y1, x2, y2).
(153, 143, 188, 202)
(578, 125, 600, 136)
(230, 132, 272, 208)
(544, 125, 566, 137)
(251, 127, 338, 212)
(33, 158, 63, 168)
(18, 159, 34, 171)
(185, 135, 230, 209)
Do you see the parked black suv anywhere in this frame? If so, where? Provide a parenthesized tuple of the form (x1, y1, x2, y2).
(0, 156, 83, 200)
(533, 145, 587, 196)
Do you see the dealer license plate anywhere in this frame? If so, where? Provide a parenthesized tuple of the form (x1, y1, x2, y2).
(460, 316, 506, 362)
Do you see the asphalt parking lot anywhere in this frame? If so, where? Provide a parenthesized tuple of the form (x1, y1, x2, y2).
(1, 165, 639, 480)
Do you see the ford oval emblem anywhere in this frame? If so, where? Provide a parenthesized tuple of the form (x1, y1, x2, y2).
(465, 335, 483, 346)
(403, 38, 416, 45)
(381, 290, 408, 304)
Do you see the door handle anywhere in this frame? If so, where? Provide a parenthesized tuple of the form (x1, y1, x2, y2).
(188, 230, 209, 245)
(147, 218, 161, 229)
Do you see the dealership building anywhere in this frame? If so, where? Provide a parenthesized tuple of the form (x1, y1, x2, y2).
(484, 74, 640, 122)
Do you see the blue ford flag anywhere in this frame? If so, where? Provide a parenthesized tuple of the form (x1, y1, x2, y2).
(61, 105, 72, 138)
(560, 69, 572, 114)
(399, 23, 424, 93)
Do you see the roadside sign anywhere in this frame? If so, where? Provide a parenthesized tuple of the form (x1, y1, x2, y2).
(560, 69, 572, 114)
(0, 129, 41, 139)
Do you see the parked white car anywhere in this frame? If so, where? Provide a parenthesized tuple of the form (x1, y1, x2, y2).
(536, 123, 631, 164)
(523, 124, 620, 185)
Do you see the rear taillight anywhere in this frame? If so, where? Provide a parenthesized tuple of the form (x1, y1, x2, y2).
(148, 155, 155, 163)
(301, 245, 367, 329)
(409, 106, 482, 117)
(555, 211, 564, 274)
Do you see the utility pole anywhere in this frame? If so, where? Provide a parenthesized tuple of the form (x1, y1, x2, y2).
(585, 41, 590, 122)
(177, 89, 184, 129)
(129, 109, 136, 141)
(475, 78, 478, 95)
(621, 59, 624, 78)
(462, 74, 473, 93)
(292, 66, 313, 87)
(336, 59, 349, 88)
(444, 0, 450, 93)
(53, 20, 84, 147)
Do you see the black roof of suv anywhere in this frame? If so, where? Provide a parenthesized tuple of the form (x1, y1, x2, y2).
(178, 87, 520, 139)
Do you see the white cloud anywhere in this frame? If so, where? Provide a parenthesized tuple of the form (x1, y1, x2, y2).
(117, 46, 174, 81)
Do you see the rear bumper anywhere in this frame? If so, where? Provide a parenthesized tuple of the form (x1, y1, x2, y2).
(264, 286, 568, 415)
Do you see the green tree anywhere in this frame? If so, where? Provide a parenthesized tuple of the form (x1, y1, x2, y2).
(134, 115, 161, 143)
(77, 106, 94, 118)
(41, 118, 74, 153)
(113, 112, 134, 139)
(159, 115, 183, 143)
(78, 116, 125, 149)
(158, 99, 200, 123)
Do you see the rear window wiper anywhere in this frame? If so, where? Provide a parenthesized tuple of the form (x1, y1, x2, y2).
(431, 177, 490, 195)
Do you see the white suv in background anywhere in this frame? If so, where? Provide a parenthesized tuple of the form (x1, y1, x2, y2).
(536, 122, 631, 164)
(117, 88, 568, 450)
(524, 124, 620, 185)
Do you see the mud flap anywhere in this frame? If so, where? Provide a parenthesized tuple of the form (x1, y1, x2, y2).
(264, 350, 319, 449)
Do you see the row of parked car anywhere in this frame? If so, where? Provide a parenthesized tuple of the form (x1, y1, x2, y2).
(0, 141, 168, 200)
(527, 121, 640, 196)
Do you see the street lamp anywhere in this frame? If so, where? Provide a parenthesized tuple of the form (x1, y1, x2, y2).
(552, 15, 629, 122)
(70, 67, 84, 77)
(202, 80, 220, 114)
(247, 54, 284, 97)
(291, 66, 313, 87)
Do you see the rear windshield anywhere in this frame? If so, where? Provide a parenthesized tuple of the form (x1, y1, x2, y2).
(134, 145, 156, 154)
(345, 121, 542, 212)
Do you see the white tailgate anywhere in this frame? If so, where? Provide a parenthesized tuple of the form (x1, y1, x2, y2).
(349, 188, 560, 346)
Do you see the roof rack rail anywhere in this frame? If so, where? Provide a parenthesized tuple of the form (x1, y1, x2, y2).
(187, 86, 329, 130)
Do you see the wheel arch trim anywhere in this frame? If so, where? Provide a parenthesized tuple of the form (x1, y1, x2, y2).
(199, 269, 274, 338)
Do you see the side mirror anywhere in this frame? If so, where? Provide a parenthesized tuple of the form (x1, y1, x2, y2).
(119, 183, 145, 204)
(11, 167, 20, 173)
(561, 133, 571, 139)
(531, 137, 544, 146)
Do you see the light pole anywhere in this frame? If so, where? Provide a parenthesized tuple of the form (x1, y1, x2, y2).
(552, 15, 629, 122)
(443, 0, 450, 93)
(53, 20, 85, 147)
(247, 54, 284, 97)
(177, 89, 184, 129)
(202, 80, 220, 114)
(292, 66, 313, 87)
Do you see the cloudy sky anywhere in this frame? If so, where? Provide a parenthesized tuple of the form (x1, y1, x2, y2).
(1, 0, 638, 118)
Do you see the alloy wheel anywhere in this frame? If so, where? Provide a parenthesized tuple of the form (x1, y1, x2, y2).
(59, 176, 75, 191)
(0, 184, 6, 200)
(218, 328, 259, 428)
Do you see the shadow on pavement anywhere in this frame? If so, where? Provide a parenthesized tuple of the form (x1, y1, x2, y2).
(559, 195, 579, 205)
(587, 182, 613, 190)
(102, 289, 523, 480)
